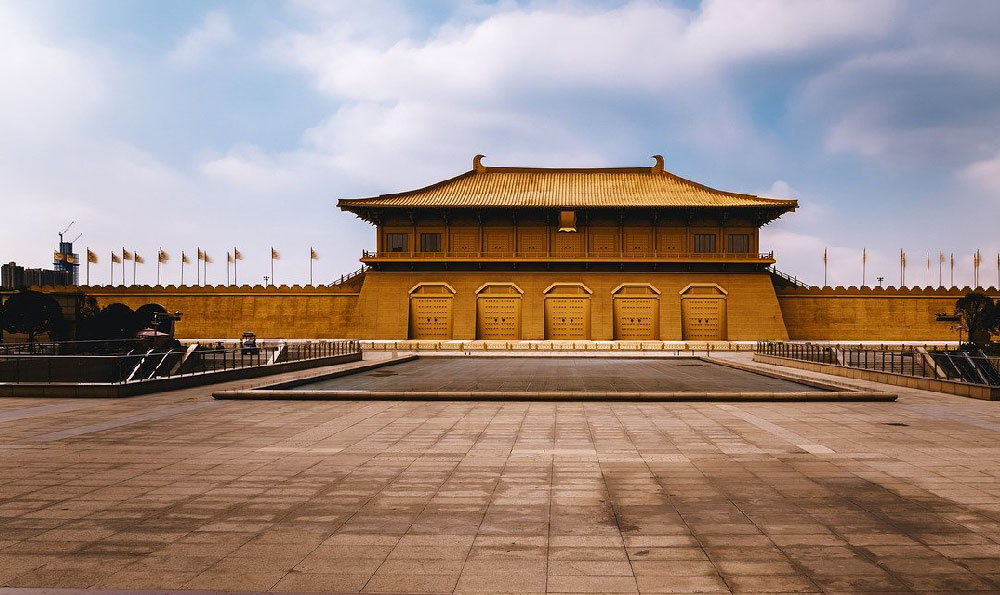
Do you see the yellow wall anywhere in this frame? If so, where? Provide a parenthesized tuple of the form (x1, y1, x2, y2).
(355, 271, 789, 340)
(32, 280, 999, 342)
(777, 286, 1000, 341)
(77, 285, 360, 339)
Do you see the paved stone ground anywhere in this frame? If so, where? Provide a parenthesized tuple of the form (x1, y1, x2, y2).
(290, 357, 823, 393)
(0, 352, 999, 594)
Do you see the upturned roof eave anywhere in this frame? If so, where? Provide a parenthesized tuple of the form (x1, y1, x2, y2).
(336, 164, 800, 212)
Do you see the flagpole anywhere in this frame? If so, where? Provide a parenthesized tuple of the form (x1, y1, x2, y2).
(233, 246, 237, 285)
(950, 253, 954, 287)
(900, 249, 905, 287)
(197, 248, 201, 286)
(823, 248, 827, 287)
(86, 248, 90, 285)
(226, 253, 231, 286)
(156, 248, 160, 286)
(862, 248, 866, 287)
(122, 248, 126, 285)
(181, 255, 185, 286)
(133, 254, 136, 286)
(111, 252, 114, 286)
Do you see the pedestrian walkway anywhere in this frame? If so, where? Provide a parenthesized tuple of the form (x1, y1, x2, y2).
(0, 352, 998, 593)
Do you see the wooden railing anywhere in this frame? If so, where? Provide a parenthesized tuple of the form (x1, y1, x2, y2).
(362, 250, 775, 262)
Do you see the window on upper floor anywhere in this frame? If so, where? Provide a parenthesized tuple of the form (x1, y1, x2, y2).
(420, 232, 442, 252)
(387, 233, 408, 252)
(694, 234, 716, 253)
(728, 234, 750, 253)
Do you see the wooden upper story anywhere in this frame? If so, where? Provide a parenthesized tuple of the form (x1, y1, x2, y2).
(339, 156, 797, 268)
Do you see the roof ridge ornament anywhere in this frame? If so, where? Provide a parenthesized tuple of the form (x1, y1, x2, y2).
(473, 154, 486, 173)
(651, 154, 664, 174)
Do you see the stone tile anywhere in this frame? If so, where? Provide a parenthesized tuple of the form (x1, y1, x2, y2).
(455, 569, 547, 593)
(272, 571, 372, 592)
(547, 574, 639, 593)
(2, 355, 1000, 594)
(633, 573, 730, 593)
(363, 572, 460, 593)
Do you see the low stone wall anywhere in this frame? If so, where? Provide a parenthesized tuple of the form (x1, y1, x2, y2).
(0, 351, 362, 398)
(777, 285, 999, 341)
(753, 352, 1000, 401)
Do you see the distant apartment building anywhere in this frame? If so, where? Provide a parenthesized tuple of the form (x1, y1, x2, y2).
(1, 262, 74, 289)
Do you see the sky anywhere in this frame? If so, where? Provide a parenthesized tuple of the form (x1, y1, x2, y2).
(1, 0, 999, 289)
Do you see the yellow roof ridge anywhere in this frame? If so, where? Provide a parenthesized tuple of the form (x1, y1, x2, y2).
(338, 155, 799, 210)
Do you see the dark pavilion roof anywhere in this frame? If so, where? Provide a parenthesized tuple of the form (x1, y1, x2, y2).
(339, 155, 798, 215)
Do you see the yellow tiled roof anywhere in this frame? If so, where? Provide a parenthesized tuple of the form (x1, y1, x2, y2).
(339, 160, 798, 211)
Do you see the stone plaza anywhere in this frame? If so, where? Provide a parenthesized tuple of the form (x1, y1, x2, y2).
(1, 353, 999, 594)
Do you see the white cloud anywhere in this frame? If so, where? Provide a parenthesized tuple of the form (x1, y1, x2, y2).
(959, 152, 1000, 197)
(764, 180, 796, 198)
(795, 9, 1000, 165)
(2, 0, 997, 290)
(0, 3, 106, 140)
(166, 11, 235, 68)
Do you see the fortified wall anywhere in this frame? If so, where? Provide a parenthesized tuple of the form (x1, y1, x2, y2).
(26, 277, 997, 343)
(777, 285, 999, 341)
(76, 283, 361, 339)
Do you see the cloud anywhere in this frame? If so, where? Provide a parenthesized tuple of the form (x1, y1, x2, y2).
(2, 0, 998, 289)
(0, 3, 106, 140)
(959, 152, 1000, 197)
(794, 2, 1000, 166)
(166, 11, 235, 68)
(256, 0, 909, 193)
(764, 180, 797, 198)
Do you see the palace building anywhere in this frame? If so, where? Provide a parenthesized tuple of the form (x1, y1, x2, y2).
(338, 155, 799, 341)
(49, 156, 987, 343)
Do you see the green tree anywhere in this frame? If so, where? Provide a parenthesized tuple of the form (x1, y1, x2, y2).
(0, 290, 64, 347)
(94, 303, 140, 341)
(955, 293, 1000, 348)
(76, 295, 102, 344)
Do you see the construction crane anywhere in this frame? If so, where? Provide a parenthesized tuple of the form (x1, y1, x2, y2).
(58, 221, 74, 243)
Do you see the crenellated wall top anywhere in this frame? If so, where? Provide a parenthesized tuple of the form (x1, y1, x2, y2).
(28, 284, 362, 295)
(776, 285, 1000, 297)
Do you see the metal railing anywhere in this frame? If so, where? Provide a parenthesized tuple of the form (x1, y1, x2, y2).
(0, 340, 361, 385)
(330, 265, 367, 287)
(766, 265, 810, 288)
(756, 341, 1000, 387)
(0, 338, 145, 356)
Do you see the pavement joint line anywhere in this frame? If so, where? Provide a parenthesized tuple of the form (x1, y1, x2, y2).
(901, 404, 1000, 433)
(0, 401, 99, 423)
(716, 404, 836, 454)
(31, 400, 220, 442)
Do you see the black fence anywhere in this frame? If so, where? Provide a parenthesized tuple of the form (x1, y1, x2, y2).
(0, 338, 143, 356)
(0, 340, 361, 384)
(756, 341, 1000, 387)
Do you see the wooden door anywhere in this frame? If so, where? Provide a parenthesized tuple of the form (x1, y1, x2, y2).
(681, 298, 725, 340)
